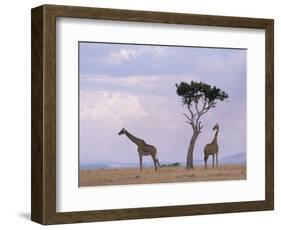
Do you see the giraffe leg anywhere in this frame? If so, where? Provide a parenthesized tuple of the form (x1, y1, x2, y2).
(155, 151, 160, 167)
(152, 155, 157, 172)
(156, 159, 161, 167)
(139, 155, 143, 171)
(204, 156, 208, 169)
(212, 155, 215, 168)
(216, 153, 218, 168)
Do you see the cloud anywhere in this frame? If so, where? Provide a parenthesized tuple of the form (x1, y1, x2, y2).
(193, 50, 246, 81)
(79, 88, 191, 163)
(79, 74, 197, 143)
(79, 88, 246, 163)
(80, 74, 195, 96)
(80, 91, 147, 123)
(96, 46, 170, 66)
(151, 46, 170, 58)
(105, 49, 140, 65)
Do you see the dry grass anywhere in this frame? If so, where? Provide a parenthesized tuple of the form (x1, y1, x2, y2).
(79, 164, 246, 187)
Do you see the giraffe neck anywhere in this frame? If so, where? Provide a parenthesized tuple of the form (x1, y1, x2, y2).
(124, 130, 144, 146)
(212, 129, 219, 144)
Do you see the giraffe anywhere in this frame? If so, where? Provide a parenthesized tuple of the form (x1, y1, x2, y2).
(118, 128, 160, 172)
(203, 123, 219, 168)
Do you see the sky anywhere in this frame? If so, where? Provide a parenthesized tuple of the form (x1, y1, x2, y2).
(79, 42, 246, 166)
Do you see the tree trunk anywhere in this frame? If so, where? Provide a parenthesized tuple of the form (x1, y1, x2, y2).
(186, 132, 199, 169)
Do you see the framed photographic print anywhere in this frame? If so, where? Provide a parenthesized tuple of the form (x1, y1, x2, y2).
(31, 4, 274, 225)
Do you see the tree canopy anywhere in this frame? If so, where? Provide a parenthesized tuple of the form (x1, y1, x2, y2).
(176, 81, 228, 108)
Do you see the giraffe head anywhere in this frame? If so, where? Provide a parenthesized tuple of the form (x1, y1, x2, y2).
(118, 128, 126, 135)
(213, 123, 219, 130)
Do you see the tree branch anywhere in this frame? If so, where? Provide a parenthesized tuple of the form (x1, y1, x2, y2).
(198, 121, 203, 132)
(185, 105, 196, 130)
(185, 120, 192, 125)
(182, 113, 192, 122)
(194, 99, 209, 130)
(200, 102, 215, 115)
(195, 102, 200, 115)
(193, 99, 206, 117)
(187, 104, 194, 118)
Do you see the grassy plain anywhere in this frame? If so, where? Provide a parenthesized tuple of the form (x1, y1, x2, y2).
(79, 164, 246, 187)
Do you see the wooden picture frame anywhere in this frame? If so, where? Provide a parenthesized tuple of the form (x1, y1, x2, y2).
(31, 4, 274, 225)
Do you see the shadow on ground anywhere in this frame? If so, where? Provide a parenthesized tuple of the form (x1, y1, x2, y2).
(18, 212, 31, 220)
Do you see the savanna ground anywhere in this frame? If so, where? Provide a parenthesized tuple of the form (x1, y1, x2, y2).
(79, 164, 246, 187)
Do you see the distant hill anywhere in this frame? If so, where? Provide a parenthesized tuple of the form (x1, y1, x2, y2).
(80, 162, 136, 170)
(194, 152, 246, 165)
(80, 161, 181, 169)
(80, 152, 246, 169)
(220, 152, 246, 164)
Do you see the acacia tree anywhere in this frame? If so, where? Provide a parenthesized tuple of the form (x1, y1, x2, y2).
(176, 81, 228, 169)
